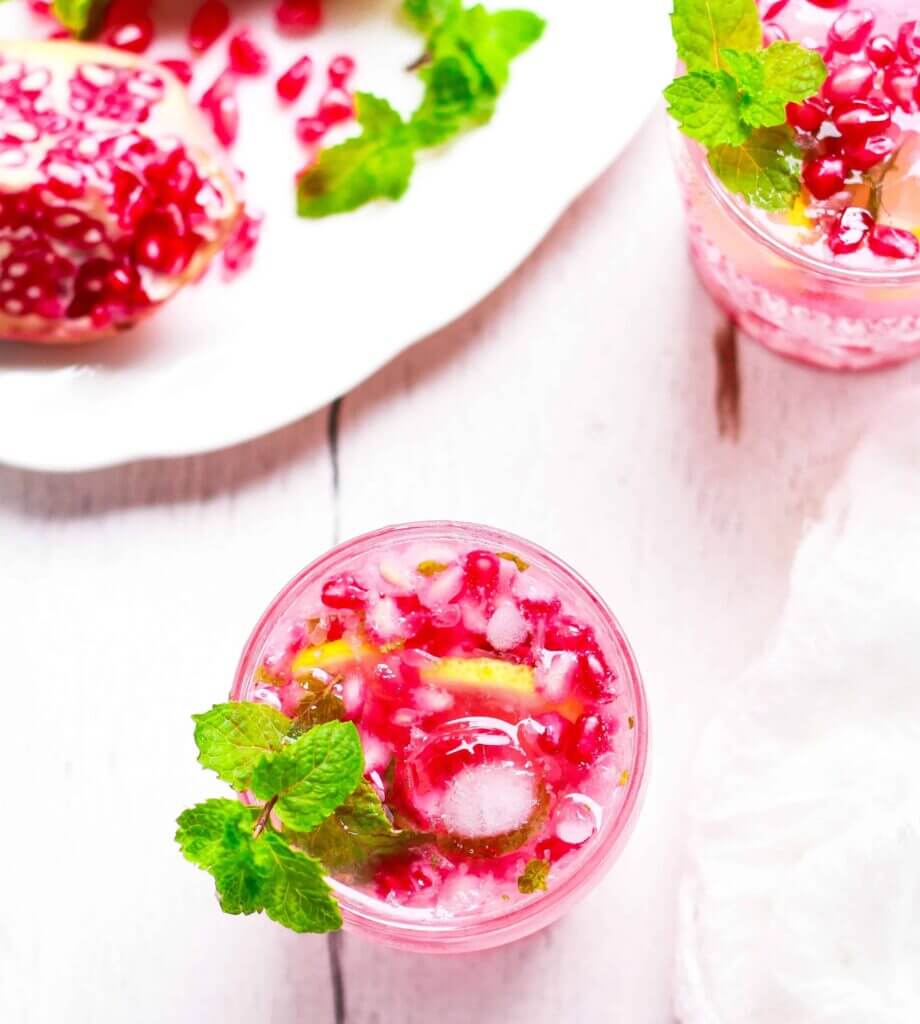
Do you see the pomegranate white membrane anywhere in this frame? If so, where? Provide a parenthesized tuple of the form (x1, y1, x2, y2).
(0, 40, 241, 344)
(231, 524, 648, 952)
(677, 0, 920, 369)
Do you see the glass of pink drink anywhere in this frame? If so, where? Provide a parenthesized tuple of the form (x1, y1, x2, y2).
(677, 0, 920, 370)
(231, 522, 647, 952)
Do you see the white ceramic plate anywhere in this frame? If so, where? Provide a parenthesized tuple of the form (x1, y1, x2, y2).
(0, 0, 671, 471)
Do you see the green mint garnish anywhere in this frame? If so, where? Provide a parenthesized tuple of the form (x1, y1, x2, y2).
(289, 778, 424, 876)
(298, 0, 545, 218)
(517, 857, 550, 894)
(288, 674, 347, 734)
(671, 0, 761, 73)
(665, 0, 827, 210)
(178, 701, 425, 933)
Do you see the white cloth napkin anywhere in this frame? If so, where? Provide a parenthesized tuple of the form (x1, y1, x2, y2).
(675, 393, 920, 1024)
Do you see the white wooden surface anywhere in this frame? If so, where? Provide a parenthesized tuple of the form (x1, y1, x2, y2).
(3, 112, 920, 1024)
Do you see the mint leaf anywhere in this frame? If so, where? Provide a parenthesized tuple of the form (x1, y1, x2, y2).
(664, 70, 748, 147)
(290, 779, 424, 875)
(250, 720, 364, 833)
(297, 93, 417, 218)
(176, 798, 268, 915)
(671, 0, 761, 72)
(192, 703, 291, 790)
(722, 42, 826, 128)
(300, 2, 545, 218)
(261, 831, 343, 933)
(517, 857, 549, 894)
(52, 0, 108, 35)
(288, 674, 346, 736)
(708, 125, 803, 211)
(404, 0, 460, 31)
(176, 798, 259, 872)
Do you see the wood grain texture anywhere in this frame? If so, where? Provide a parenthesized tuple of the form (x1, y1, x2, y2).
(2, 113, 920, 1024)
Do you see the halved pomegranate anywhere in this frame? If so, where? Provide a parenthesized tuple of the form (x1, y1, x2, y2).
(0, 41, 242, 345)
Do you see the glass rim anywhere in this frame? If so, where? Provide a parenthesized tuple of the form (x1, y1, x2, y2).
(230, 520, 650, 953)
(684, 132, 920, 287)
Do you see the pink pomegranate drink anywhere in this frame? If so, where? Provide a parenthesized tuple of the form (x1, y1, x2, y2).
(675, 0, 920, 370)
(232, 523, 647, 952)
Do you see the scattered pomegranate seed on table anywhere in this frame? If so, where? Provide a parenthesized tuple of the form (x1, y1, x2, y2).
(228, 29, 270, 76)
(158, 59, 194, 86)
(828, 10, 875, 55)
(276, 56, 313, 102)
(188, 0, 230, 54)
(327, 54, 355, 87)
(274, 0, 322, 34)
(295, 115, 327, 144)
(866, 34, 897, 68)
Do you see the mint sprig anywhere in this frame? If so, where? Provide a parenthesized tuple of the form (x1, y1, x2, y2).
(297, 0, 545, 218)
(665, 0, 827, 210)
(178, 701, 423, 933)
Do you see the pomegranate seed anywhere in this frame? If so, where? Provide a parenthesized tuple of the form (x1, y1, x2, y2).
(321, 574, 369, 611)
(545, 614, 595, 654)
(106, 16, 154, 54)
(787, 98, 825, 133)
(535, 837, 573, 863)
(803, 156, 847, 200)
(158, 59, 193, 86)
(882, 63, 919, 111)
(897, 20, 920, 64)
(532, 712, 570, 756)
(463, 551, 500, 596)
(274, 0, 322, 32)
(295, 114, 326, 143)
(134, 211, 192, 275)
(828, 207, 874, 254)
(276, 55, 312, 102)
(805, 0, 847, 7)
(327, 54, 356, 86)
(318, 87, 353, 126)
(223, 211, 262, 274)
(844, 133, 895, 171)
(567, 714, 608, 764)
(828, 10, 875, 55)
(822, 61, 875, 105)
(27, 0, 52, 16)
(868, 224, 920, 260)
(208, 93, 239, 147)
(228, 29, 269, 76)
(867, 34, 897, 68)
(833, 98, 892, 139)
(188, 0, 229, 54)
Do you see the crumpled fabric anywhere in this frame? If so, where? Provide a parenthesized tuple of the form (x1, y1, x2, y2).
(675, 393, 920, 1024)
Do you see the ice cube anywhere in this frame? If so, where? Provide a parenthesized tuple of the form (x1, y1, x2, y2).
(486, 600, 530, 652)
(535, 649, 578, 700)
(439, 763, 538, 838)
(366, 595, 405, 642)
(420, 565, 465, 609)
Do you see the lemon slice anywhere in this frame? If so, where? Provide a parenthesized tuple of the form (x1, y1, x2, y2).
(420, 657, 535, 697)
(291, 638, 371, 677)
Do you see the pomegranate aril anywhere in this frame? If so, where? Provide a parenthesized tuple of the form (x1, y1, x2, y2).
(883, 63, 919, 111)
(535, 837, 572, 863)
(803, 155, 847, 199)
(833, 99, 891, 140)
(828, 10, 874, 55)
(228, 29, 269, 76)
(805, 0, 847, 7)
(463, 551, 500, 597)
(188, 0, 230, 54)
(275, 0, 322, 32)
(867, 34, 897, 68)
(868, 224, 920, 260)
(567, 714, 608, 765)
(822, 61, 875, 104)
(27, 0, 52, 16)
(134, 210, 192, 275)
(106, 16, 154, 54)
(207, 93, 239, 147)
(321, 573, 369, 611)
(532, 712, 570, 755)
(327, 54, 355, 87)
(844, 133, 895, 171)
(318, 87, 353, 126)
(158, 59, 193, 86)
(276, 55, 312, 102)
(222, 211, 262, 274)
(897, 20, 920, 65)
(787, 98, 825, 133)
(827, 206, 874, 254)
